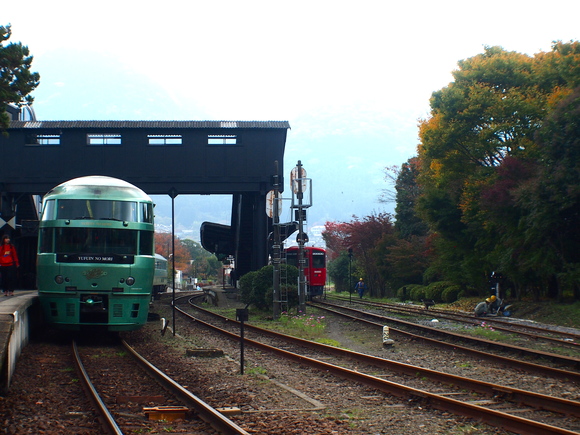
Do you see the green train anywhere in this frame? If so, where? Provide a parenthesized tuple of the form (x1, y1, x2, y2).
(152, 253, 168, 299)
(37, 176, 155, 331)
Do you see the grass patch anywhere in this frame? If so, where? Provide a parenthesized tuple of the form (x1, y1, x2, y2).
(517, 300, 580, 328)
(271, 312, 327, 341)
(247, 309, 329, 341)
(316, 338, 344, 348)
(245, 365, 268, 375)
(469, 321, 506, 341)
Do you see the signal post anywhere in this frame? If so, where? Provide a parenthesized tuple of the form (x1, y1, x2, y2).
(291, 161, 312, 314)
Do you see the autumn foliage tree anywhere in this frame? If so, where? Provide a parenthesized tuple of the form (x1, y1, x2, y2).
(324, 41, 580, 303)
(323, 213, 395, 297)
(416, 41, 580, 300)
(154, 232, 191, 272)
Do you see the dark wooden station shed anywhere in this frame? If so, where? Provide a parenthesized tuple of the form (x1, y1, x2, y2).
(0, 109, 291, 289)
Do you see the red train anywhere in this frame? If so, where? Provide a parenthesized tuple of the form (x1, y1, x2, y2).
(284, 246, 327, 297)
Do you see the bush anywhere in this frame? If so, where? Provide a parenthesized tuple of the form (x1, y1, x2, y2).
(396, 285, 415, 300)
(265, 283, 299, 310)
(240, 264, 299, 309)
(239, 271, 258, 306)
(408, 284, 427, 302)
(420, 281, 462, 303)
(252, 266, 275, 309)
(441, 285, 462, 303)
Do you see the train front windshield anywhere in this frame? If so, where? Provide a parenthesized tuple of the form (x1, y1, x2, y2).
(39, 227, 154, 256)
(42, 199, 153, 223)
(311, 251, 325, 268)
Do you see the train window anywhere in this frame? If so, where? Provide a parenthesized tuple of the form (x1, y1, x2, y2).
(311, 252, 326, 268)
(285, 251, 297, 267)
(56, 199, 138, 222)
(155, 259, 166, 269)
(54, 227, 138, 255)
(38, 228, 54, 253)
(26, 134, 61, 146)
(140, 203, 154, 223)
(87, 134, 122, 145)
(208, 134, 237, 145)
(139, 231, 154, 255)
(41, 199, 56, 221)
(285, 251, 309, 267)
(147, 134, 182, 145)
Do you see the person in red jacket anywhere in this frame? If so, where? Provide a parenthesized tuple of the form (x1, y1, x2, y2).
(1, 235, 19, 296)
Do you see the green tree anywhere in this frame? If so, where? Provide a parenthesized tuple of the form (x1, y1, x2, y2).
(416, 41, 580, 299)
(327, 251, 357, 293)
(0, 24, 39, 129)
(515, 88, 580, 300)
(394, 157, 428, 240)
(181, 238, 222, 281)
(382, 235, 428, 289)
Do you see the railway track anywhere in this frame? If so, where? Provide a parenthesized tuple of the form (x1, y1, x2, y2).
(72, 337, 249, 435)
(177, 298, 580, 435)
(312, 299, 580, 377)
(327, 295, 580, 348)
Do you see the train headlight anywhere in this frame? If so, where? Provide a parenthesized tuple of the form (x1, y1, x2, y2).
(55, 275, 64, 284)
(126, 276, 135, 286)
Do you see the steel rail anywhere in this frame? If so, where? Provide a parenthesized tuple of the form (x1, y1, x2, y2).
(315, 300, 580, 371)
(332, 296, 580, 346)
(187, 300, 580, 417)
(71, 340, 124, 435)
(328, 295, 580, 346)
(121, 339, 250, 435)
(313, 301, 580, 381)
(175, 303, 579, 435)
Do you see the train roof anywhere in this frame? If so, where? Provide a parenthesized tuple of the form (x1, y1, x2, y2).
(286, 246, 326, 252)
(43, 176, 153, 202)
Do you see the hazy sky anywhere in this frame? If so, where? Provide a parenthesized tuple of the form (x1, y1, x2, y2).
(4, 1, 579, 228)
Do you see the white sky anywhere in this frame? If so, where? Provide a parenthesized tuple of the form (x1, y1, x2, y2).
(8, 1, 577, 120)
(4, 0, 580, 225)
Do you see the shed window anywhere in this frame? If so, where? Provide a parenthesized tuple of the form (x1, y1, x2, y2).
(148, 134, 182, 145)
(26, 134, 61, 145)
(208, 134, 237, 145)
(87, 134, 122, 145)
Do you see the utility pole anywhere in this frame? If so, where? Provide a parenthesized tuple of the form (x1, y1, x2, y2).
(348, 248, 353, 304)
(169, 187, 178, 335)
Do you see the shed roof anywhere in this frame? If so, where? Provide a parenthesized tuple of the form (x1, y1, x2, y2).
(8, 120, 290, 129)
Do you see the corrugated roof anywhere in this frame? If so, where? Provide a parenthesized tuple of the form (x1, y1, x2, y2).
(8, 120, 291, 129)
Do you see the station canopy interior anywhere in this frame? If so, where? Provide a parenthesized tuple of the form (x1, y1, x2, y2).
(0, 105, 291, 289)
